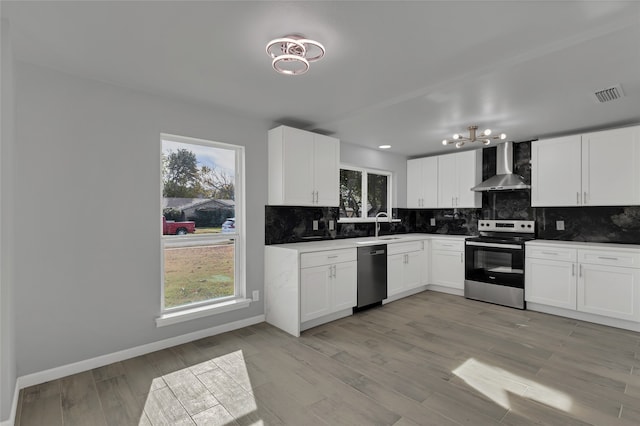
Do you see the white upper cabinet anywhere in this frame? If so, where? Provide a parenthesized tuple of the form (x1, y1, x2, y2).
(531, 135, 582, 207)
(437, 150, 482, 208)
(582, 126, 640, 206)
(407, 156, 438, 208)
(532, 125, 640, 207)
(268, 125, 340, 206)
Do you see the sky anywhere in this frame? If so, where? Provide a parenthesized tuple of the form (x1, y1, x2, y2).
(162, 139, 236, 178)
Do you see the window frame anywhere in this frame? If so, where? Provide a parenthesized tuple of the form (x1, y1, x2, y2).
(338, 164, 393, 223)
(157, 133, 247, 326)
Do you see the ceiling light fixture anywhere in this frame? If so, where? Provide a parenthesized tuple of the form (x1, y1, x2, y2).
(442, 125, 506, 149)
(378, 145, 391, 149)
(266, 34, 325, 76)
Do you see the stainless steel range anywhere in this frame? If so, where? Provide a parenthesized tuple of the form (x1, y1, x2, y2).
(464, 220, 535, 309)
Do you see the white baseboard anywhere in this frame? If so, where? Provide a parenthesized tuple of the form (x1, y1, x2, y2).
(0, 383, 20, 426)
(426, 284, 464, 296)
(1, 314, 264, 426)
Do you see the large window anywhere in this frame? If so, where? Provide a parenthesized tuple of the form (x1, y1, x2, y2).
(339, 166, 391, 219)
(160, 134, 244, 318)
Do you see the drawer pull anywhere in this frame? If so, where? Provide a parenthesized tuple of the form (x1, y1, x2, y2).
(327, 255, 339, 259)
(542, 251, 558, 255)
(597, 256, 619, 261)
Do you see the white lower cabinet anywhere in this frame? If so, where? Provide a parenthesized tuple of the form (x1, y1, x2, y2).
(431, 239, 465, 291)
(526, 242, 640, 325)
(525, 246, 577, 310)
(300, 249, 357, 323)
(578, 262, 640, 322)
(387, 247, 423, 297)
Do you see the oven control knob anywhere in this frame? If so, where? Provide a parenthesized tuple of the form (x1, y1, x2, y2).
(521, 224, 525, 227)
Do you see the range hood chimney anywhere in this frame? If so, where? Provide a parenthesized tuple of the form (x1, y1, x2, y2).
(471, 141, 530, 191)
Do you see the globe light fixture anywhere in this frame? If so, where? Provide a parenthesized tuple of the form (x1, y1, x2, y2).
(442, 125, 507, 148)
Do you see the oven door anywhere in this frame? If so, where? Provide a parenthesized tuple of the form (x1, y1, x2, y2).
(465, 241, 524, 289)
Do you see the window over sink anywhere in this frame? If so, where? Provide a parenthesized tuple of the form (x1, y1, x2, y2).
(339, 165, 392, 220)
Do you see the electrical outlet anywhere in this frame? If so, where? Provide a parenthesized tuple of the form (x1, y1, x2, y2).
(312, 220, 319, 231)
(430, 218, 436, 226)
(556, 220, 565, 231)
(252, 290, 260, 301)
(328, 220, 335, 231)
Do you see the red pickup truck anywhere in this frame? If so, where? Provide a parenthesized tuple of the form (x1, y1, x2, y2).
(162, 216, 196, 235)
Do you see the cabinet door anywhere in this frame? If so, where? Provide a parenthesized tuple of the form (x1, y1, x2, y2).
(525, 258, 577, 309)
(421, 157, 439, 208)
(407, 159, 423, 208)
(431, 250, 464, 289)
(404, 251, 423, 291)
(455, 150, 481, 208)
(578, 263, 640, 321)
(300, 265, 332, 322)
(313, 133, 340, 206)
(387, 253, 405, 296)
(282, 127, 315, 205)
(332, 261, 357, 312)
(582, 126, 640, 206)
(437, 154, 457, 208)
(531, 135, 582, 207)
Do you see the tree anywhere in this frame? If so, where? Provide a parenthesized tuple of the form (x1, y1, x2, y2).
(200, 165, 235, 200)
(163, 149, 204, 197)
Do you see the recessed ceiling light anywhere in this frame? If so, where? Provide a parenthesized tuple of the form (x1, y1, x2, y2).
(378, 145, 391, 149)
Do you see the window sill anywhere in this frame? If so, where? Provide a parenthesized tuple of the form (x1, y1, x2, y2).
(156, 298, 252, 327)
(337, 218, 402, 224)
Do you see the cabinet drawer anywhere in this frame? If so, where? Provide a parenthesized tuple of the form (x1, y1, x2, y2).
(301, 248, 357, 268)
(578, 249, 640, 268)
(387, 241, 423, 255)
(526, 246, 576, 262)
(431, 239, 464, 252)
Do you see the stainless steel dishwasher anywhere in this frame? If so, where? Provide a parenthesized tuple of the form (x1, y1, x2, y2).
(356, 244, 387, 309)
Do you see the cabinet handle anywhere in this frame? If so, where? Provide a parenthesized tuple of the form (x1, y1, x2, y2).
(542, 251, 558, 255)
(598, 256, 619, 261)
(333, 265, 337, 278)
(315, 191, 319, 204)
(577, 192, 580, 205)
(460, 253, 463, 263)
(579, 264, 583, 277)
(583, 192, 587, 204)
(327, 255, 338, 259)
(572, 264, 575, 276)
(312, 191, 316, 204)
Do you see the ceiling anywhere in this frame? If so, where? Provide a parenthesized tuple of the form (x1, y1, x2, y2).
(2, 1, 639, 157)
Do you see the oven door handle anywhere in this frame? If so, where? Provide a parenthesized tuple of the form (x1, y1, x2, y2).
(466, 241, 523, 250)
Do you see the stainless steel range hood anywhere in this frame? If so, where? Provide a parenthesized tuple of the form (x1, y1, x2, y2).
(471, 141, 530, 191)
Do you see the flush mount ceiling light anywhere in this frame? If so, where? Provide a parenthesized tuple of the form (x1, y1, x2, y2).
(266, 34, 325, 76)
(442, 125, 507, 149)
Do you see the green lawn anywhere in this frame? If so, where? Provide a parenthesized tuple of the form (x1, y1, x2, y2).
(164, 242, 234, 308)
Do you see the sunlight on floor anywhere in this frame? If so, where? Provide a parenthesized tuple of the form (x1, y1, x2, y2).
(453, 358, 573, 412)
(141, 349, 264, 425)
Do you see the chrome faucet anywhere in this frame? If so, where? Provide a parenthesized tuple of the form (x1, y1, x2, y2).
(374, 211, 389, 238)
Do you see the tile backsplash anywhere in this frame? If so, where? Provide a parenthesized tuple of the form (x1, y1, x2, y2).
(266, 141, 640, 245)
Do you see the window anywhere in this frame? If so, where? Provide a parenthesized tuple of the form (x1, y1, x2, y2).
(159, 134, 245, 323)
(339, 165, 391, 219)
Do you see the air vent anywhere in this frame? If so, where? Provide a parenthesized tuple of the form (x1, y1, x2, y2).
(594, 84, 625, 103)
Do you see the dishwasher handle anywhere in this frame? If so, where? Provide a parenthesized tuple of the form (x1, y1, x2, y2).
(369, 250, 386, 255)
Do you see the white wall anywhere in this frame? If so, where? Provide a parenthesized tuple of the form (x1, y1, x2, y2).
(0, 18, 17, 423)
(340, 142, 408, 208)
(13, 62, 269, 377)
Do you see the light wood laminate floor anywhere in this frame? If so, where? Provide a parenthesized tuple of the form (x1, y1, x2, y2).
(15, 291, 640, 425)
